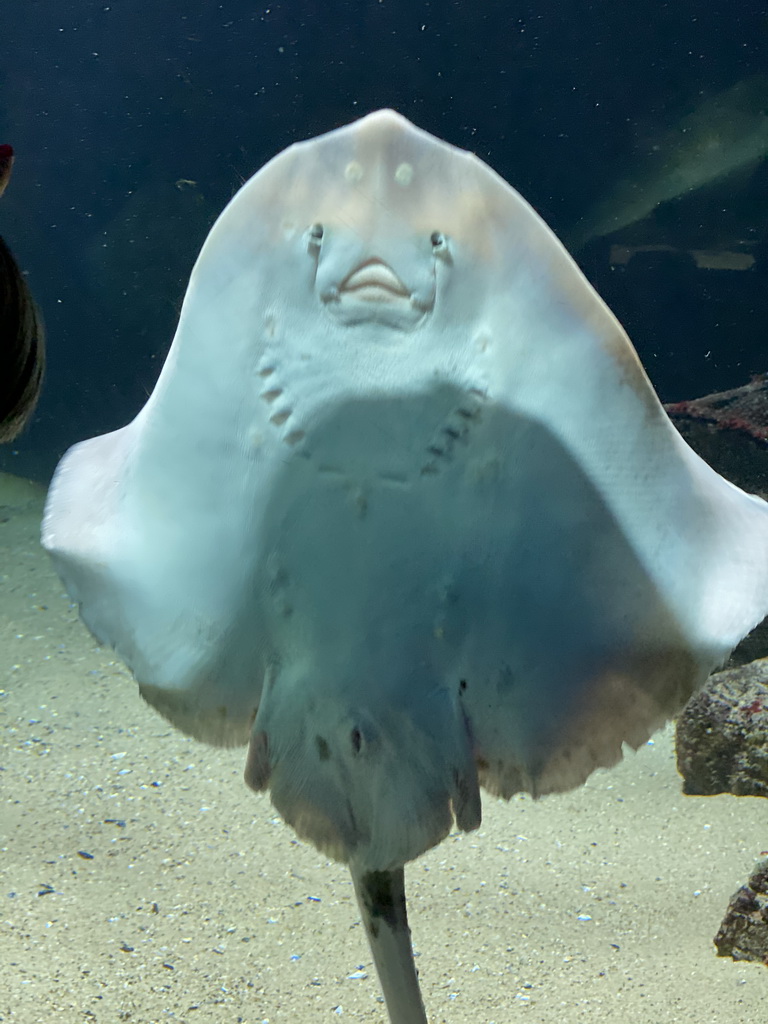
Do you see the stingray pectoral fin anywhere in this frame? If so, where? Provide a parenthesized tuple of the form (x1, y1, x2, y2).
(524, 654, 697, 798)
(42, 422, 262, 747)
(41, 426, 136, 623)
(352, 866, 427, 1024)
(451, 391, 768, 802)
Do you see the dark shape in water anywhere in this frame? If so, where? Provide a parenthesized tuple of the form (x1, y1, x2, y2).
(0, 143, 45, 443)
(568, 76, 768, 251)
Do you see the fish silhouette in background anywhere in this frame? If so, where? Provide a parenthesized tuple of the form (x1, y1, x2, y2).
(42, 111, 768, 1023)
(568, 76, 768, 252)
(0, 144, 45, 442)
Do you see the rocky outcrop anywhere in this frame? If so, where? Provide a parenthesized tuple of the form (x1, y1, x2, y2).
(676, 659, 768, 797)
(666, 377, 768, 500)
(714, 858, 768, 964)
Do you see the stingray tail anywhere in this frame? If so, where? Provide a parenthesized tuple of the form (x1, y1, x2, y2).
(351, 866, 428, 1024)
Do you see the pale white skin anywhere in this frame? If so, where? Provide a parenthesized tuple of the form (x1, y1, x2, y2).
(43, 110, 768, 1023)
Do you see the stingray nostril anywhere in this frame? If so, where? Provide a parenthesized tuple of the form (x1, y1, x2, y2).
(430, 230, 451, 262)
(307, 223, 324, 251)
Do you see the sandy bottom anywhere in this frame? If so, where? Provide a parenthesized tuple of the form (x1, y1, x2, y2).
(1, 471, 767, 1024)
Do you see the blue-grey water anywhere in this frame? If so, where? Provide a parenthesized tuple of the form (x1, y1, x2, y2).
(2, 2, 768, 1021)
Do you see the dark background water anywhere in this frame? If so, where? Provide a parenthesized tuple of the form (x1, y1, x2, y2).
(1, 0, 767, 481)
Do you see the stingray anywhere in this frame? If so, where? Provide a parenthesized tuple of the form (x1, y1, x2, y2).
(42, 110, 768, 1023)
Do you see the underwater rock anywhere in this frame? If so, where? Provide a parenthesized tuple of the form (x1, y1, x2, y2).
(714, 858, 768, 964)
(665, 377, 768, 500)
(676, 658, 768, 797)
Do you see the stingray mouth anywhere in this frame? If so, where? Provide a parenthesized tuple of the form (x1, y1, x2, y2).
(339, 259, 410, 303)
(321, 256, 433, 330)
